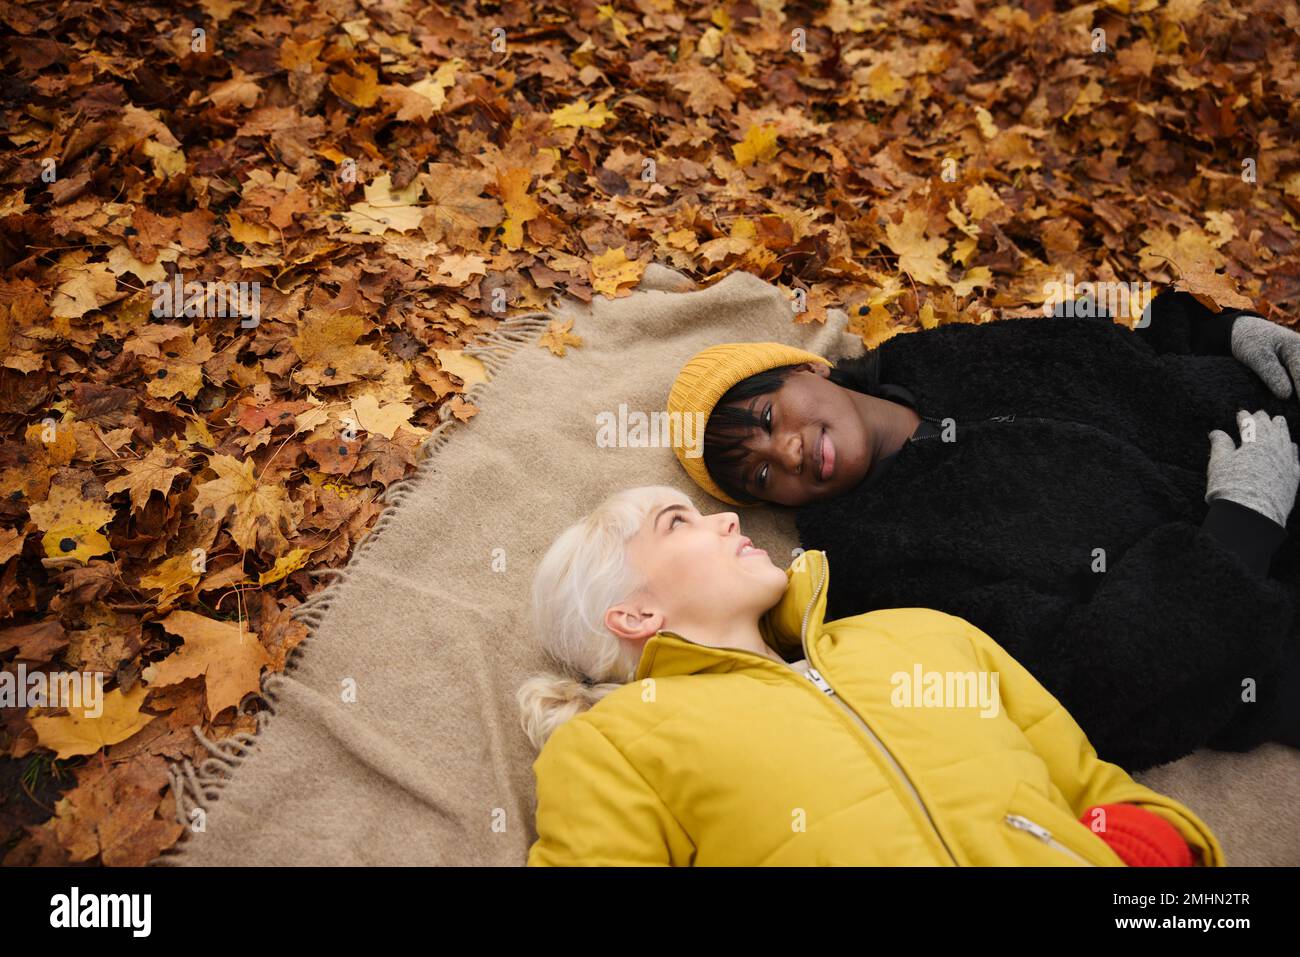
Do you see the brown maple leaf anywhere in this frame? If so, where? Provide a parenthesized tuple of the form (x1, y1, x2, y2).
(43, 754, 183, 866)
(143, 609, 272, 720)
(103, 443, 187, 512)
(289, 312, 388, 386)
(419, 164, 504, 246)
(190, 453, 304, 555)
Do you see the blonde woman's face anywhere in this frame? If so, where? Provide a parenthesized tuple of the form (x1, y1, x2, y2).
(613, 501, 789, 643)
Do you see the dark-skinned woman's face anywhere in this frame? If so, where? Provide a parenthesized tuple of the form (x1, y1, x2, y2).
(719, 363, 873, 507)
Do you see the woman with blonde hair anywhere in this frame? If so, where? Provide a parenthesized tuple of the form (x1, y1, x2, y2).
(518, 484, 1225, 867)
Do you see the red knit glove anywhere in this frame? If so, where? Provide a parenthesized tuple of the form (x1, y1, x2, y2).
(1078, 803, 1195, 867)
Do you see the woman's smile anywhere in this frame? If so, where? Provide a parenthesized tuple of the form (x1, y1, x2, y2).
(816, 428, 836, 481)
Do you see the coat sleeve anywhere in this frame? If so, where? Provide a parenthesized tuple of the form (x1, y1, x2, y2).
(1041, 286, 1239, 355)
(1040, 522, 1293, 767)
(526, 717, 691, 866)
(1123, 288, 1244, 356)
(953, 611, 1227, 867)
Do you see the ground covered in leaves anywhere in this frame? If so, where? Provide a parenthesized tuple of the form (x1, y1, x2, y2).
(1, 0, 1297, 865)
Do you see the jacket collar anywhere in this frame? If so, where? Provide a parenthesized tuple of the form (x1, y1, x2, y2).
(633, 549, 830, 681)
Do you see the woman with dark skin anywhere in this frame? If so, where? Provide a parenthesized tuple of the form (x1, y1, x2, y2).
(721, 361, 922, 506)
(667, 290, 1300, 772)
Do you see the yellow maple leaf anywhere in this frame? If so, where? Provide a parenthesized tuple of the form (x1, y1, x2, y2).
(363, 173, 423, 206)
(343, 175, 427, 236)
(24, 419, 76, 467)
(850, 303, 899, 349)
(349, 392, 425, 439)
(228, 210, 275, 245)
(280, 36, 325, 71)
(951, 236, 979, 266)
(733, 123, 780, 166)
(698, 217, 759, 265)
(596, 4, 633, 43)
(1064, 78, 1105, 121)
(1204, 211, 1237, 248)
(884, 209, 951, 286)
(138, 550, 203, 612)
(964, 182, 1004, 221)
(259, 547, 312, 585)
(29, 684, 154, 759)
(666, 228, 699, 252)
(538, 319, 584, 357)
(435, 349, 488, 389)
(406, 58, 462, 112)
(143, 139, 186, 179)
(550, 98, 616, 130)
(697, 26, 724, 59)
(343, 202, 427, 236)
(185, 413, 215, 449)
(496, 167, 542, 249)
(948, 266, 993, 298)
(865, 62, 908, 105)
(27, 484, 114, 563)
(1281, 170, 1300, 200)
(1138, 225, 1223, 275)
(105, 242, 177, 283)
(590, 247, 646, 297)
(330, 62, 380, 107)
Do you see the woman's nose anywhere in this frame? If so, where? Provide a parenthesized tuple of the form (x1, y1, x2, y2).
(779, 429, 802, 473)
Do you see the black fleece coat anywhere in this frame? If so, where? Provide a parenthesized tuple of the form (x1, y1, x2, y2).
(795, 292, 1300, 772)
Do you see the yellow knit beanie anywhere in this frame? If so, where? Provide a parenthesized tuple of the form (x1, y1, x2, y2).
(666, 342, 834, 506)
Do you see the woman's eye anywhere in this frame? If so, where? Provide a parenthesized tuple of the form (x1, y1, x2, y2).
(750, 404, 772, 490)
(671, 514, 685, 528)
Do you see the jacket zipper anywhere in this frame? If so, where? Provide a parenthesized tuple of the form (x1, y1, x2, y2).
(1004, 814, 1097, 866)
(910, 413, 1015, 445)
(659, 554, 958, 864)
(797, 555, 960, 866)
(907, 415, 947, 445)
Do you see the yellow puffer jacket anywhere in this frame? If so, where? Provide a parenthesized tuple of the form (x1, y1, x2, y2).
(527, 549, 1225, 866)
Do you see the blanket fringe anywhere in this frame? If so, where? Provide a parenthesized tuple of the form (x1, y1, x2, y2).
(155, 302, 565, 864)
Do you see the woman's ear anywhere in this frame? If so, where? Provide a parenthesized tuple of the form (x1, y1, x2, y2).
(800, 362, 831, 377)
(603, 602, 663, 642)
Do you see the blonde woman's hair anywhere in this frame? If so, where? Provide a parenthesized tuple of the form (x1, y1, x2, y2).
(517, 484, 695, 750)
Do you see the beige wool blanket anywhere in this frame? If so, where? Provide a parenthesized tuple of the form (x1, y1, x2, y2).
(159, 264, 1299, 867)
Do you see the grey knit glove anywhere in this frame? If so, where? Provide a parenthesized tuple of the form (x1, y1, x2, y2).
(1231, 314, 1300, 399)
(1205, 410, 1300, 527)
